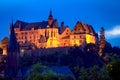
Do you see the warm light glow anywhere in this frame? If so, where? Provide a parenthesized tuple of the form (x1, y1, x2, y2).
(20, 49, 24, 53)
(86, 34, 95, 44)
(71, 40, 80, 46)
(46, 37, 59, 48)
(3, 49, 7, 55)
(75, 40, 80, 46)
(86, 34, 91, 43)
(52, 38, 58, 47)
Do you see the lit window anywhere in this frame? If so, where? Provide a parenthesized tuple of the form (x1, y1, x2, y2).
(74, 36, 76, 39)
(80, 36, 81, 38)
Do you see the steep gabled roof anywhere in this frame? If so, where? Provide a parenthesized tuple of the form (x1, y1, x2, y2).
(59, 26, 70, 34)
(14, 20, 28, 28)
(72, 21, 95, 35)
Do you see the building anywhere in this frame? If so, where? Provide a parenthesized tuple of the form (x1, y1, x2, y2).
(13, 10, 97, 49)
(0, 37, 9, 55)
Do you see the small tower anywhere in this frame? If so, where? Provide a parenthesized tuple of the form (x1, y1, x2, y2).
(48, 9, 54, 26)
(5, 21, 20, 77)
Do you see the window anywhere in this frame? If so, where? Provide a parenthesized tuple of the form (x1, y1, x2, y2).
(79, 40, 82, 43)
(80, 36, 81, 38)
(25, 36, 27, 39)
(51, 31, 53, 37)
(21, 37, 23, 39)
(19, 37, 21, 40)
(25, 32, 27, 35)
(47, 31, 49, 36)
(64, 43, 66, 46)
(67, 29, 69, 32)
(30, 36, 31, 39)
(34, 36, 36, 39)
(74, 36, 76, 39)
(15, 33, 18, 36)
(54, 31, 55, 37)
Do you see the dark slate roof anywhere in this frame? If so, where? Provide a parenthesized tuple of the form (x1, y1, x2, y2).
(88, 25, 96, 34)
(72, 21, 96, 35)
(19, 66, 74, 78)
(14, 20, 28, 28)
(14, 20, 48, 30)
(48, 66, 74, 77)
(59, 26, 69, 34)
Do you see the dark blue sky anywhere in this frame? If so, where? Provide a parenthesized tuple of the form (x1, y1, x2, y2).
(0, 0, 120, 46)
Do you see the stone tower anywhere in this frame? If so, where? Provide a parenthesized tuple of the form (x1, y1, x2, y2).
(5, 21, 20, 77)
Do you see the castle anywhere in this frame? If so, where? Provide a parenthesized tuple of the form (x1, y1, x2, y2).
(13, 10, 97, 48)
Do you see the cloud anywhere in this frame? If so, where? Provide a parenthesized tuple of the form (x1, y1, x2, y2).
(105, 25, 120, 38)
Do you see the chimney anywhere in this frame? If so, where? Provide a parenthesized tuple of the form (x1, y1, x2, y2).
(61, 22, 64, 27)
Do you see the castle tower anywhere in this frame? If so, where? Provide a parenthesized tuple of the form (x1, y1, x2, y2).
(48, 9, 54, 26)
(6, 21, 20, 77)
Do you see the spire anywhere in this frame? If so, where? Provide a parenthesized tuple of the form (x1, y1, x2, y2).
(49, 8, 53, 17)
(48, 9, 53, 19)
(48, 9, 54, 26)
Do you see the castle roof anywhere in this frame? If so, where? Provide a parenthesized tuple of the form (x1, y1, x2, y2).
(14, 20, 48, 30)
(14, 19, 59, 30)
(59, 26, 70, 34)
(72, 21, 95, 35)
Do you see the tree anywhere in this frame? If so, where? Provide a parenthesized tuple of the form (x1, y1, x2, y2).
(99, 65, 110, 80)
(78, 65, 110, 80)
(107, 55, 120, 80)
(0, 48, 3, 55)
(112, 46, 120, 56)
(103, 42, 112, 55)
(78, 67, 89, 80)
(27, 63, 58, 80)
(99, 27, 106, 56)
(89, 65, 100, 80)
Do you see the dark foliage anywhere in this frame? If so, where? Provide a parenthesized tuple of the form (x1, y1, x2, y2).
(112, 46, 120, 56)
(0, 48, 3, 55)
(102, 41, 112, 56)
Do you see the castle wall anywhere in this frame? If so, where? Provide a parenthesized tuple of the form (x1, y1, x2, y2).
(86, 34, 96, 44)
(70, 34, 86, 46)
(14, 26, 96, 49)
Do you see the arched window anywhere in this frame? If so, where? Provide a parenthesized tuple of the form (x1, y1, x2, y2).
(54, 31, 56, 37)
(47, 31, 49, 37)
(51, 31, 53, 37)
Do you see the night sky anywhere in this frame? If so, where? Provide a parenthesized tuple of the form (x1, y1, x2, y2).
(0, 0, 120, 47)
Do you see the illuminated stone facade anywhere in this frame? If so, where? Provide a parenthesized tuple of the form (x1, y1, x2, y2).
(13, 10, 97, 48)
